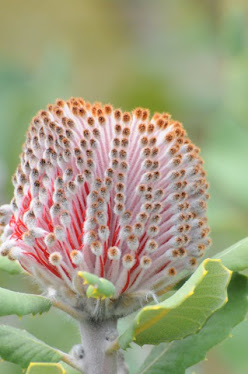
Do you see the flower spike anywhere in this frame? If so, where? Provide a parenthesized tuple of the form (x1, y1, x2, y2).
(0, 98, 211, 317)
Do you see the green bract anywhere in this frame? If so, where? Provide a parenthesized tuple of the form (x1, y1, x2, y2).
(78, 271, 116, 299)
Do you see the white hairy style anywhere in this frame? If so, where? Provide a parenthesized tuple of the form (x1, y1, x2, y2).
(0, 98, 211, 315)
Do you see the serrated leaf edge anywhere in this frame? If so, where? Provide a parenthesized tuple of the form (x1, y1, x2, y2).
(0, 287, 52, 317)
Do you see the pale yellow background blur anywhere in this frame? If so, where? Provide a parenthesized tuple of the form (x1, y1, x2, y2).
(0, 1, 248, 373)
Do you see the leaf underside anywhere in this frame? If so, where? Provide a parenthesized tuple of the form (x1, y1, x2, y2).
(119, 259, 231, 349)
(138, 273, 248, 374)
(0, 287, 52, 317)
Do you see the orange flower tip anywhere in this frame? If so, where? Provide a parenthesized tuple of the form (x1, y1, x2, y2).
(56, 99, 66, 107)
(168, 267, 177, 276)
(90, 240, 103, 256)
(140, 256, 152, 269)
(141, 109, 149, 121)
(127, 234, 139, 251)
(145, 239, 158, 253)
(85, 101, 91, 110)
(178, 247, 187, 257)
(172, 249, 180, 258)
(122, 254, 135, 269)
(114, 109, 122, 120)
(108, 246, 121, 260)
(98, 115, 106, 125)
(44, 233, 56, 247)
(122, 112, 132, 124)
(49, 252, 62, 266)
(189, 257, 198, 267)
(104, 104, 113, 115)
(133, 107, 143, 119)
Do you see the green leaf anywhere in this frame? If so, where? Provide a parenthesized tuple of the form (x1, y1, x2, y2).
(0, 287, 52, 317)
(138, 273, 248, 374)
(119, 259, 231, 349)
(60, 362, 80, 374)
(0, 325, 63, 368)
(214, 237, 248, 271)
(0, 256, 26, 274)
(26, 362, 66, 374)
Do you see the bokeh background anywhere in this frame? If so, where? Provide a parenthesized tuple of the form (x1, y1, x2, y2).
(0, 0, 248, 373)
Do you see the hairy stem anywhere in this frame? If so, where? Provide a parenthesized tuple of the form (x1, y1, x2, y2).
(60, 352, 85, 373)
(106, 338, 120, 354)
(75, 318, 128, 374)
(52, 299, 85, 320)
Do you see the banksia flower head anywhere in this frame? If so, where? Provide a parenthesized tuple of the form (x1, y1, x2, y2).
(0, 98, 210, 317)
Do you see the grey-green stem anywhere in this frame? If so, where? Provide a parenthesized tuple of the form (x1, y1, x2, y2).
(74, 318, 128, 374)
(52, 299, 86, 320)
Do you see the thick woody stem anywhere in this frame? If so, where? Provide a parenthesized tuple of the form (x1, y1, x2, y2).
(76, 318, 128, 374)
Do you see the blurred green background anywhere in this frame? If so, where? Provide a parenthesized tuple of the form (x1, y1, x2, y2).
(0, 0, 248, 373)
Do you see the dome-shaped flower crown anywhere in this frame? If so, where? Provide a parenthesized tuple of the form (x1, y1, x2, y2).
(0, 98, 210, 317)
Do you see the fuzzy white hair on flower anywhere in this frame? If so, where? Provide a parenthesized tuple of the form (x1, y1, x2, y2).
(0, 98, 211, 318)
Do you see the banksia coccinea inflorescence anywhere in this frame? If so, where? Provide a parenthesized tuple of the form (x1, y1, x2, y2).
(0, 98, 210, 318)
